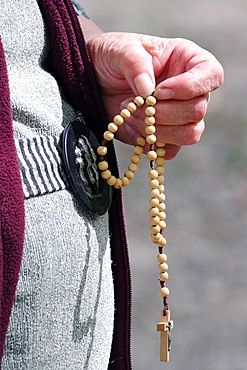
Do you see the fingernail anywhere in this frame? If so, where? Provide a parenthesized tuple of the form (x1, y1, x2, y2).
(134, 73, 154, 98)
(155, 88, 175, 100)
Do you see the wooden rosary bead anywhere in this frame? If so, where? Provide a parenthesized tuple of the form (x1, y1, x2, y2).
(155, 157, 165, 166)
(114, 178, 123, 189)
(149, 207, 160, 216)
(101, 169, 112, 180)
(158, 202, 166, 212)
(160, 287, 170, 297)
(146, 150, 157, 161)
(98, 160, 108, 171)
(114, 115, 124, 125)
(121, 176, 130, 187)
(145, 106, 156, 116)
(158, 184, 165, 193)
(157, 193, 166, 202)
(136, 136, 146, 146)
(159, 211, 166, 220)
(128, 163, 138, 172)
(156, 148, 166, 157)
(127, 102, 137, 113)
(156, 141, 166, 148)
(106, 176, 117, 186)
(133, 145, 144, 155)
(150, 224, 161, 234)
(157, 175, 165, 184)
(150, 188, 160, 198)
(149, 179, 160, 188)
(150, 216, 161, 225)
(131, 154, 141, 164)
(157, 253, 168, 263)
(121, 108, 131, 119)
(158, 262, 168, 272)
(124, 170, 135, 180)
(145, 125, 156, 135)
(134, 96, 145, 107)
(145, 116, 156, 125)
(146, 95, 157, 106)
(159, 220, 167, 230)
(146, 134, 157, 145)
(156, 166, 165, 175)
(108, 122, 118, 133)
(103, 131, 114, 141)
(159, 272, 169, 281)
(97, 146, 107, 156)
(149, 198, 160, 207)
(148, 169, 158, 179)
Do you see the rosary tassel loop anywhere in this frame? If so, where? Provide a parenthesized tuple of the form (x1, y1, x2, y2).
(97, 95, 173, 362)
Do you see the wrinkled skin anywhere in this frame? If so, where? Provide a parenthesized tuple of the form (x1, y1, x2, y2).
(81, 20, 224, 159)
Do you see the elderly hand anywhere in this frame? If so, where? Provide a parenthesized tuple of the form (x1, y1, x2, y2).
(86, 29, 223, 159)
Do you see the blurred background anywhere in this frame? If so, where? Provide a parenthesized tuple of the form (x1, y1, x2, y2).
(81, 1, 247, 369)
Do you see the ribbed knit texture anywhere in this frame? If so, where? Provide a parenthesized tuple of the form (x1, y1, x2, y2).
(1, 1, 114, 369)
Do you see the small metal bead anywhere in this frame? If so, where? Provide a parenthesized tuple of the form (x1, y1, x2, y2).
(127, 102, 137, 113)
(146, 151, 157, 161)
(145, 106, 156, 116)
(128, 163, 138, 172)
(98, 161, 108, 171)
(145, 116, 155, 125)
(158, 262, 168, 272)
(133, 145, 144, 155)
(148, 169, 158, 179)
(157, 253, 167, 263)
(134, 96, 145, 107)
(121, 176, 130, 187)
(149, 179, 160, 188)
(124, 170, 135, 180)
(114, 178, 123, 189)
(121, 108, 131, 119)
(146, 95, 157, 106)
(108, 122, 118, 133)
(159, 272, 169, 282)
(146, 134, 157, 145)
(97, 146, 107, 156)
(160, 287, 170, 297)
(156, 148, 166, 157)
(149, 197, 160, 207)
(101, 169, 112, 180)
(103, 131, 114, 141)
(114, 115, 124, 125)
(156, 166, 165, 175)
(155, 157, 165, 166)
(145, 125, 156, 135)
(107, 176, 117, 186)
(131, 154, 141, 164)
(136, 136, 146, 146)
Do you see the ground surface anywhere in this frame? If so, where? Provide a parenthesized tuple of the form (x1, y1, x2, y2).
(81, 1, 247, 369)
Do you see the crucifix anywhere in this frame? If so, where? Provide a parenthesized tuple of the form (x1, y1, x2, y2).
(157, 310, 174, 362)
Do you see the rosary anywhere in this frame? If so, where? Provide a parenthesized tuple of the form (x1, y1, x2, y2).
(97, 94, 174, 362)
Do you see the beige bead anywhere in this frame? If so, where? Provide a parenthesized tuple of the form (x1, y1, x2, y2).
(134, 96, 145, 107)
(103, 131, 114, 141)
(159, 211, 166, 220)
(157, 175, 165, 184)
(146, 151, 157, 161)
(151, 233, 162, 242)
(98, 161, 108, 171)
(136, 136, 146, 146)
(97, 146, 107, 156)
(106, 176, 117, 186)
(131, 154, 141, 164)
(156, 141, 166, 147)
(148, 169, 158, 179)
(101, 169, 112, 180)
(156, 148, 166, 157)
(114, 115, 124, 125)
(159, 237, 167, 247)
(157, 253, 167, 263)
(158, 202, 166, 212)
(127, 102, 137, 113)
(128, 163, 138, 172)
(149, 207, 160, 216)
(121, 108, 131, 119)
(114, 178, 123, 189)
(150, 215, 161, 225)
(159, 272, 169, 282)
(155, 157, 165, 166)
(145, 106, 156, 116)
(145, 126, 156, 135)
(146, 134, 156, 145)
(156, 165, 165, 175)
(150, 188, 160, 198)
(158, 184, 165, 193)
(121, 176, 130, 187)
(160, 287, 170, 297)
(150, 224, 161, 234)
(149, 179, 160, 188)
(145, 116, 155, 126)
(149, 197, 160, 207)
(158, 262, 168, 272)
(159, 220, 167, 230)
(124, 170, 135, 180)
(133, 145, 144, 155)
(108, 122, 118, 133)
(146, 95, 157, 106)
(157, 193, 166, 202)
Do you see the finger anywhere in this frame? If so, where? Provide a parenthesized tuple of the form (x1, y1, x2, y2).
(155, 54, 224, 101)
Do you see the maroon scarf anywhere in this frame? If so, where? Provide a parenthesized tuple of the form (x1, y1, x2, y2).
(0, 1, 131, 369)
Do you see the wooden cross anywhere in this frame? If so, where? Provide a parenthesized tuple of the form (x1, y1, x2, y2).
(157, 310, 174, 362)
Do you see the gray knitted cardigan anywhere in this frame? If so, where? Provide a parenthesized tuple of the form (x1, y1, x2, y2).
(0, 0, 132, 369)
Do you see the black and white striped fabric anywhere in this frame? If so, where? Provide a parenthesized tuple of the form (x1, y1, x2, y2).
(15, 135, 67, 199)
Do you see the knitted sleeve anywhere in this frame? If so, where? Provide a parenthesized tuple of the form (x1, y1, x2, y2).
(72, 0, 90, 18)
